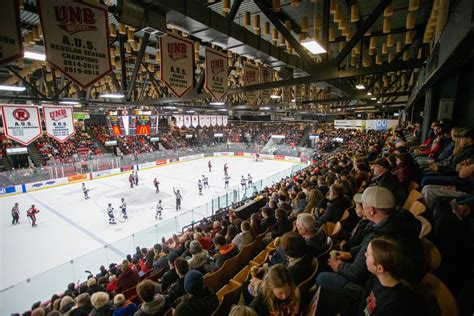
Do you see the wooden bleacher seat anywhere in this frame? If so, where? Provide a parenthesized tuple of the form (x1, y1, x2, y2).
(420, 238, 441, 272)
(163, 307, 173, 316)
(403, 189, 423, 210)
(212, 280, 242, 316)
(417, 216, 432, 239)
(297, 257, 319, 296)
(418, 273, 459, 316)
(232, 265, 251, 285)
(236, 242, 255, 272)
(410, 200, 426, 216)
(122, 285, 137, 299)
(220, 251, 241, 284)
(317, 237, 333, 259)
(203, 265, 226, 292)
(408, 181, 420, 192)
(250, 249, 269, 267)
(340, 209, 350, 223)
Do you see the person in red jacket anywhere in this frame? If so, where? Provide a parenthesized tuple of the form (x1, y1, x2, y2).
(115, 261, 140, 294)
(27, 204, 40, 227)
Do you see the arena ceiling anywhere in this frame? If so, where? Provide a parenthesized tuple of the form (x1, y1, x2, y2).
(0, 0, 442, 115)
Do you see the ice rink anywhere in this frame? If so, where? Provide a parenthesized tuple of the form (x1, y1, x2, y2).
(0, 156, 300, 313)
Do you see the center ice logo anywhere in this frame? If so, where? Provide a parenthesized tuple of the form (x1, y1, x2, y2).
(54, 6, 98, 35)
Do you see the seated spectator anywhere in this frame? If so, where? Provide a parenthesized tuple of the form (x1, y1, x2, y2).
(59, 296, 75, 315)
(280, 232, 313, 285)
(115, 262, 139, 294)
(271, 208, 293, 239)
(210, 235, 239, 272)
(90, 292, 112, 316)
(87, 277, 103, 295)
(75, 293, 93, 315)
(194, 232, 212, 251)
(229, 305, 258, 316)
(210, 221, 222, 238)
(153, 245, 171, 271)
(174, 270, 219, 316)
(291, 191, 307, 214)
(106, 275, 117, 293)
(160, 252, 180, 293)
(187, 240, 209, 272)
(250, 213, 264, 236)
(163, 257, 188, 307)
(112, 293, 137, 316)
(249, 264, 300, 316)
(225, 224, 238, 244)
(359, 236, 426, 315)
(315, 183, 351, 226)
(232, 220, 254, 250)
(369, 158, 407, 206)
(135, 280, 166, 316)
(261, 207, 276, 232)
(295, 213, 328, 257)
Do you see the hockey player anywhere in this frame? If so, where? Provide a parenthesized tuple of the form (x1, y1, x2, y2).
(241, 175, 247, 190)
(134, 171, 139, 186)
(11, 202, 20, 225)
(224, 175, 231, 188)
(202, 175, 209, 188)
(247, 174, 253, 187)
(224, 163, 229, 176)
(208, 160, 212, 172)
(255, 153, 260, 162)
(27, 204, 39, 227)
(129, 173, 134, 188)
(156, 200, 163, 220)
(173, 188, 183, 211)
(153, 178, 160, 193)
(120, 198, 128, 219)
(107, 203, 116, 224)
(82, 183, 90, 199)
(198, 180, 203, 195)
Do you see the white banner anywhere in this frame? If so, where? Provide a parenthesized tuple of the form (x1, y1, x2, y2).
(175, 115, 184, 128)
(160, 33, 194, 98)
(191, 115, 199, 128)
(0, 0, 23, 65)
(216, 115, 223, 126)
(204, 47, 228, 102)
(244, 63, 259, 105)
(43, 106, 75, 142)
(1, 105, 42, 146)
(199, 115, 206, 127)
(205, 115, 211, 127)
(183, 115, 191, 128)
(210, 115, 217, 126)
(282, 86, 291, 105)
(222, 116, 228, 126)
(37, 0, 112, 88)
(259, 66, 273, 104)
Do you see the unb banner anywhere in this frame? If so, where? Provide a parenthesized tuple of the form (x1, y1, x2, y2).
(43, 106, 75, 142)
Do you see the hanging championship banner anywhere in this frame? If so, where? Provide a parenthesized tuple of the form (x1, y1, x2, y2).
(216, 116, 223, 126)
(304, 84, 311, 101)
(175, 115, 184, 128)
(244, 63, 259, 105)
(0, 0, 23, 65)
(191, 115, 199, 128)
(43, 106, 75, 142)
(160, 32, 194, 98)
(1, 105, 42, 146)
(204, 47, 228, 102)
(183, 115, 191, 128)
(106, 116, 123, 135)
(222, 116, 228, 126)
(282, 86, 291, 105)
(295, 85, 302, 107)
(210, 115, 217, 126)
(259, 66, 273, 104)
(37, 0, 112, 88)
(205, 115, 211, 127)
(199, 115, 206, 127)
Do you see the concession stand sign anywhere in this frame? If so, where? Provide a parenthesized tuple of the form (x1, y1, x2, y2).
(160, 33, 194, 98)
(1, 105, 42, 146)
(43, 106, 76, 142)
(37, 0, 112, 88)
(204, 47, 228, 102)
(0, 0, 23, 65)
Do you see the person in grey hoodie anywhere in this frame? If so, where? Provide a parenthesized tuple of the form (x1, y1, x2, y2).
(187, 240, 209, 272)
(134, 280, 166, 316)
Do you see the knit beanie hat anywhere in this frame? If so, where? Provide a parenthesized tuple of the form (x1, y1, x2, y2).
(184, 270, 203, 295)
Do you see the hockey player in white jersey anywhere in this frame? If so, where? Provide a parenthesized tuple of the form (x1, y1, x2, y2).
(224, 175, 231, 188)
(240, 175, 247, 190)
(198, 180, 203, 195)
(82, 183, 90, 199)
(202, 175, 209, 188)
(247, 174, 253, 187)
(120, 198, 128, 219)
(107, 203, 116, 224)
(156, 200, 163, 220)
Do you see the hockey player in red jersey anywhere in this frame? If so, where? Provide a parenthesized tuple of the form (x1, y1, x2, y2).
(224, 163, 229, 176)
(153, 178, 160, 193)
(27, 204, 40, 227)
(208, 160, 212, 172)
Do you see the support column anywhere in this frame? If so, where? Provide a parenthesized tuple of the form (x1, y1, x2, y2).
(421, 87, 433, 143)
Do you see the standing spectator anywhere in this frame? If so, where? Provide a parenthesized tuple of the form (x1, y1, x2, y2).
(174, 270, 219, 316)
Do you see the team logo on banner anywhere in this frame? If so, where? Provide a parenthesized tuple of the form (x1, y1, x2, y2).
(175, 115, 184, 128)
(216, 116, 223, 126)
(37, 0, 112, 88)
(191, 115, 199, 128)
(160, 33, 194, 98)
(1, 105, 42, 146)
(205, 47, 228, 102)
(244, 63, 259, 105)
(184, 115, 191, 128)
(222, 116, 228, 126)
(199, 115, 206, 127)
(210, 115, 217, 126)
(0, 0, 23, 65)
(205, 115, 211, 127)
(43, 106, 75, 142)
(259, 66, 273, 104)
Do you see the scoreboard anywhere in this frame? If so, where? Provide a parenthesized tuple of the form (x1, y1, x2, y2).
(106, 115, 159, 136)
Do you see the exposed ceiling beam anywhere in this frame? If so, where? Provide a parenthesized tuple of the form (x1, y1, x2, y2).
(127, 32, 150, 101)
(303, 91, 411, 104)
(228, 0, 243, 20)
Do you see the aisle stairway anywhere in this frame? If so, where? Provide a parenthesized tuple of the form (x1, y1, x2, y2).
(27, 144, 46, 167)
(0, 155, 13, 171)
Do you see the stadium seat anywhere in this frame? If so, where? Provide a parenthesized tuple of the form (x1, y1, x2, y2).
(417, 216, 432, 239)
(408, 181, 420, 192)
(403, 189, 423, 210)
(418, 273, 459, 316)
(232, 265, 251, 285)
(212, 280, 242, 316)
(410, 201, 426, 216)
(297, 257, 319, 295)
(203, 265, 226, 292)
(420, 238, 441, 272)
(122, 285, 137, 299)
(340, 209, 350, 223)
(236, 242, 255, 271)
(317, 237, 333, 259)
(250, 249, 269, 267)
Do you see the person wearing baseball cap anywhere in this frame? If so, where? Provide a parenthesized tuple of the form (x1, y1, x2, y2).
(315, 186, 422, 315)
(368, 158, 407, 206)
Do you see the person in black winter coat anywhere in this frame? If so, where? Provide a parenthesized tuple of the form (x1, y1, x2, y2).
(174, 270, 219, 316)
(315, 183, 352, 227)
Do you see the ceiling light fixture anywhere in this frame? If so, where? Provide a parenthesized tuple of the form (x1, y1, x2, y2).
(0, 85, 26, 91)
(59, 100, 80, 105)
(367, 91, 372, 96)
(210, 102, 225, 105)
(260, 106, 270, 110)
(99, 93, 125, 99)
(355, 84, 365, 90)
(370, 97, 377, 100)
(301, 39, 327, 54)
(270, 95, 281, 99)
(24, 51, 46, 61)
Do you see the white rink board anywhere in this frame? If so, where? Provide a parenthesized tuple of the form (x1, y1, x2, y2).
(0, 156, 298, 314)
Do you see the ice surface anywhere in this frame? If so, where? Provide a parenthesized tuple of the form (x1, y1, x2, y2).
(0, 157, 299, 314)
